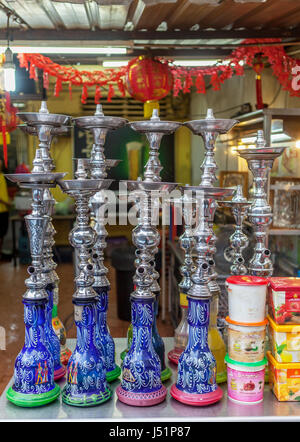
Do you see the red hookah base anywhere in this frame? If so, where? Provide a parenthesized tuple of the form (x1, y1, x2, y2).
(54, 365, 66, 381)
(170, 384, 223, 407)
(116, 385, 167, 407)
(167, 348, 184, 365)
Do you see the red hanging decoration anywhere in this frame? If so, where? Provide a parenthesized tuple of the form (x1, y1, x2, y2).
(81, 85, 88, 104)
(16, 39, 300, 103)
(107, 84, 115, 103)
(95, 85, 101, 104)
(0, 92, 18, 167)
(253, 56, 265, 109)
(125, 56, 173, 102)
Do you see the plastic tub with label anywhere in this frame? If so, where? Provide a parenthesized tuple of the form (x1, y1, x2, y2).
(225, 354, 266, 404)
(226, 317, 267, 364)
(226, 275, 269, 324)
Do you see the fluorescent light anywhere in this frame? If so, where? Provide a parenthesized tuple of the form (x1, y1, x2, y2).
(3, 48, 16, 92)
(0, 46, 127, 55)
(241, 133, 292, 144)
(102, 61, 129, 68)
(173, 60, 219, 67)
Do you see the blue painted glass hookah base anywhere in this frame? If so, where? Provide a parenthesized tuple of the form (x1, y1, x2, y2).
(45, 284, 66, 380)
(116, 296, 167, 407)
(62, 298, 111, 407)
(94, 287, 121, 383)
(152, 293, 172, 382)
(170, 296, 223, 406)
(120, 295, 172, 382)
(6, 299, 60, 408)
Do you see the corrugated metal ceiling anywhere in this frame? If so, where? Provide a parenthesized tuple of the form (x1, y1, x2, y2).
(0, 0, 299, 32)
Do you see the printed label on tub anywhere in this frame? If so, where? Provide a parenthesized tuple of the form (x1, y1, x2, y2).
(228, 329, 265, 363)
(227, 367, 264, 403)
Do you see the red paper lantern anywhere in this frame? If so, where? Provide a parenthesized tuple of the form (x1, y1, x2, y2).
(126, 56, 173, 103)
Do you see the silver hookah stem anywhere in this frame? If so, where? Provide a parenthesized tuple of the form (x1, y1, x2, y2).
(144, 109, 163, 183)
(178, 194, 196, 294)
(199, 109, 219, 187)
(229, 185, 250, 275)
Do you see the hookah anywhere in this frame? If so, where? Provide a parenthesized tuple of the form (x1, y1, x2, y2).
(57, 160, 113, 407)
(168, 193, 195, 365)
(119, 110, 180, 381)
(218, 185, 251, 275)
(170, 109, 237, 405)
(116, 110, 180, 406)
(18, 102, 72, 366)
(73, 105, 127, 383)
(6, 168, 65, 407)
(238, 130, 285, 277)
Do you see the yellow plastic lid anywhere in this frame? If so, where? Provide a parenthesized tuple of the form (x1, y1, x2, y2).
(267, 314, 300, 333)
(267, 350, 300, 370)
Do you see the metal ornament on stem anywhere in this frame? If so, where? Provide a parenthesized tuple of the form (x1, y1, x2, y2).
(18, 101, 72, 366)
(6, 172, 64, 407)
(73, 105, 127, 383)
(238, 130, 285, 277)
(168, 194, 195, 365)
(218, 185, 251, 275)
(57, 163, 113, 407)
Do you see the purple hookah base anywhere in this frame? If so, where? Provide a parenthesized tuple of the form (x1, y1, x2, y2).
(170, 384, 223, 406)
(116, 385, 167, 407)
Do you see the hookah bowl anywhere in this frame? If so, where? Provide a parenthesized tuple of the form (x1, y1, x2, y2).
(184, 109, 238, 187)
(238, 130, 285, 277)
(58, 177, 113, 407)
(130, 109, 182, 182)
(6, 172, 64, 407)
(170, 263, 223, 406)
(218, 185, 251, 276)
(116, 181, 177, 406)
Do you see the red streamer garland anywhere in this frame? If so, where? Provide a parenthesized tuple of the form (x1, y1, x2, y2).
(17, 39, 300, 103)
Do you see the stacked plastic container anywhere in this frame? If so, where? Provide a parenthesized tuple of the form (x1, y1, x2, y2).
(225, 275, 269, 404)
(267, 277, 300, 401)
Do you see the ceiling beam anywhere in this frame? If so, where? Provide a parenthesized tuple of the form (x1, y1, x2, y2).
(1, 28, 300, 42)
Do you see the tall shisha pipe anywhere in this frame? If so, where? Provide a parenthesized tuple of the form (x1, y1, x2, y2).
(5, 170, 65, 407)
(238, 130, 285, 277)
(73, 105, 127, 382)
(18, 101, 72, 367)
(116, 110, 180, 406)
(57, 162, 113, 407)
(170, 109, 237, 405)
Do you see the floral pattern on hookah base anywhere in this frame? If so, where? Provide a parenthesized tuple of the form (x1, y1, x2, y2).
(62, 300, 111, 406)
(12, 299, 56, 396)
(94, 287, 120, 381)
(176, 297, 218, 395)
(45, 284, 65, 379)
(120, 299, 162, 394)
